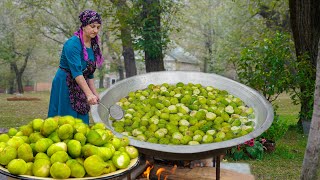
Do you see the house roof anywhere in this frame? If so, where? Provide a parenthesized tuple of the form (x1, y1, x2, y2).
(166, 46, 199, 64)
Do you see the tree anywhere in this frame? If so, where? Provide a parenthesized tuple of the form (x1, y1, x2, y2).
(141, 0, 165, 72)
(0, 0, 37, 94)
(172, 1, 280, 76)
(109, 0, 137, 78)
(289, 0, 320, 126)
(131, 0, 181, 72)
(288, 0, 320, 179)
(23, 0, 111, 88)
(236, 31, 294, 102)
(301, 42, 320, 180)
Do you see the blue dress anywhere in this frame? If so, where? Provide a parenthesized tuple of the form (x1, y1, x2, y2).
(48, 36, 95, 124)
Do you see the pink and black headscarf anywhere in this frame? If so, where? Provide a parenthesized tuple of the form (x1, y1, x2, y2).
(74, 10, 104, 67)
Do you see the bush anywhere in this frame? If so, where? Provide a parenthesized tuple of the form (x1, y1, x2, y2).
(260, 111, 289, 142)
(227, 139, 264, 160)
(236, 31, 294, 103)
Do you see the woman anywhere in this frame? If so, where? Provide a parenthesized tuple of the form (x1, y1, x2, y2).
(48, 10, 104, 124)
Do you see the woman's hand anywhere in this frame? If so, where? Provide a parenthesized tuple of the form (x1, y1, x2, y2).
(75, 75, 99, 105)
(88, 79, 100, 102)
(87, 94, 99, 105)
(93, 92, 100, 102)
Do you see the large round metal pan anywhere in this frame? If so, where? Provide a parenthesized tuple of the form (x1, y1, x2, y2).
(92, 71, 274, 160)
(0, 157, 139, 180)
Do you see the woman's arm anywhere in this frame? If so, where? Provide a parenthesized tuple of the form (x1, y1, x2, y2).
(75, 75, 98, 105)
(87, 78, 99, 101)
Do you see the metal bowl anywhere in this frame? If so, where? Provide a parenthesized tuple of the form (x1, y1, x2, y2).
(92, 71, 274, 160)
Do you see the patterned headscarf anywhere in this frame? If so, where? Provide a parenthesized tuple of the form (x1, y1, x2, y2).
(74, 10, 104, 67)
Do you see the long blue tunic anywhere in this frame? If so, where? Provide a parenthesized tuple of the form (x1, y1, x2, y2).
(48, 36, 95, 124)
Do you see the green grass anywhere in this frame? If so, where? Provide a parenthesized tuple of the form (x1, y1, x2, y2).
(0, 92, 50, 128)
(229, 93, 306, 179)
(247, 127, 307, 179)
(0, 89, 108, 128)
(0, 91, 309, 179)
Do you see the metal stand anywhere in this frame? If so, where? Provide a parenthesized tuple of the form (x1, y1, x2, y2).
(213, 155, 221, 180)
(127, 173, 131, 180)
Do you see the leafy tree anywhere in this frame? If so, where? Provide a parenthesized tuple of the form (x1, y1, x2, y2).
(289, 0, 320, 178)
(289, 0, 320, 127)
(301, 44, 320, 179)
(236, 31, 294, 102)
(108, 0, 137, 78)
(130, 0, 181, 72)
(23, 0, 112, 88)
(172, 1, 275, 76)
(0, 0, 38, 94)
(131, 0, 164, 72)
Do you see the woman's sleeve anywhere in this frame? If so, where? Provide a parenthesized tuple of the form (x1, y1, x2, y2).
(64, 41, 83, 79)
(88, 74, 94, 79)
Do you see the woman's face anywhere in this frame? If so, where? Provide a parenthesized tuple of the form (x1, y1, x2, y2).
(83, 22, 101, 39)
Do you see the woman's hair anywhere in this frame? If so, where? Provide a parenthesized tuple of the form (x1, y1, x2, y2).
(74, 10, 104, 67)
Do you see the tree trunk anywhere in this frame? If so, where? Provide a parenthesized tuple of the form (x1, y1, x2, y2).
(204, 22, 214, 73)
(8, 64, 15, 94)
(110, 0, 137, 78)
(145, 51, 164, 72)
(118, 65, 124, 80)
(301, 42, 320, 180)
(99, 77, 104, 89)
(121, 29, 137, 77)
(97, 32, 106, 89)
(16, 72, 24, 94)
(12, 48, 32, 94)
(143, 0, 165, 72)
(11, 62, 24, 94)
(289, 0, 320, 125)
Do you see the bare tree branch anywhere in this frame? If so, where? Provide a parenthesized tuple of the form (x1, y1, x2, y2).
(41, 32, 64, 44)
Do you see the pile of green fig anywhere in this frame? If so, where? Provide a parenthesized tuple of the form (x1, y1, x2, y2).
(0, 116, 138, 179)
(111, 82, 255, 145)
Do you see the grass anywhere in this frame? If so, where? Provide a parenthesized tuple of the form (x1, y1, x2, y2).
(0, 91, 309, 179)
(0, 89, 108, 129)
(0, 92, 50, 128)
(228, 93, 307, 179)
(246, 127, 307, 179)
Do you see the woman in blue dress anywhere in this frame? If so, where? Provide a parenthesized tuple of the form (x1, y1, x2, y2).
(48, 10, 104, 124)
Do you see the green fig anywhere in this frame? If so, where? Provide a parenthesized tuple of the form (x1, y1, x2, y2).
(25, 162, 33, 175)
(7, 159, 27, 175)
(19, 125, 33, 136)
(0, 146, 17, 165)
(7, 128, 18, 137)
(48, 131, 61, 143)
(66, 159, 86, 178)
(125, 146, 139, 159)
(57, 124, 74, 140)
(67, 140, 81, 158)
(17, 143, 34, 162)
(32, 118, 44, 131)
(46, 142, 67, 157)
(74, 132, 87, 146)
(34, 138, 53, 153)
(41, 118, 58, 137)
(7, 136, 25, 149)
(112, 151, 131, 169)
(86, 130, 109, 146)
(32, 159, 51, 177)
(0, 134, 9, 142)
(34, 152, 50, 161)
(84, 155, 108, 177)
(50, 162, 71, 179)
(50, 151, 69, 164)
(99, 147, 113, 161)
(29, 132, 44, 143)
